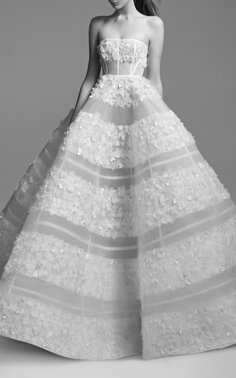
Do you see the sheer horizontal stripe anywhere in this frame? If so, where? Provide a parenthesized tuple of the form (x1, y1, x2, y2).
(3, 196, 27, 228)
(76, 108, 184, 130)
(45, 138, 63, 157)
(66, 142, 198, 174)
(26, 145, 57, 178)
(4, 144, 199, 226)
(24, 210, 138, 258)
(38, 145, 56, 166)
(139, 198, 236, 250)
(142, 264, 236, 316)
(81, 98, 169, 125)
(5, 267, 236, 318)
(75, 109, 182, 135)
(6, 273, 141, 318)
(23, 199, 236, 259)
(55, 144, 201, 188)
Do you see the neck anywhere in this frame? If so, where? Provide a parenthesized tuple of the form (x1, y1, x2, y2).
(113, 1, 141, 19)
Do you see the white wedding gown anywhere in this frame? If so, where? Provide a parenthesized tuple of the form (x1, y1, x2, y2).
(0, 37, 236, 360)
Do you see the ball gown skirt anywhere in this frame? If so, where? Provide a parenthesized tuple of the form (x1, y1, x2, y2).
(0, 38, 236, 360)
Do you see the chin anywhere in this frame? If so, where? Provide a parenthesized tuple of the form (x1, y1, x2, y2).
(111, 2, 121, 8)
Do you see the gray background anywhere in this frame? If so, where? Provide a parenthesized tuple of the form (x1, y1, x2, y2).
(1, 2, 236, 375)
(0, 0, 236, 209)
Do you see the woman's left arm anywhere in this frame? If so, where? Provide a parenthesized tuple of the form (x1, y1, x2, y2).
(146, 17, 164, 98)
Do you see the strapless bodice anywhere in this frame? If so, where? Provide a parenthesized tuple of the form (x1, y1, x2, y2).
(97, 38, 148, 77)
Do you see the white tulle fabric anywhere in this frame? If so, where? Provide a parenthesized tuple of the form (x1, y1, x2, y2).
(1, 38, 236, 360)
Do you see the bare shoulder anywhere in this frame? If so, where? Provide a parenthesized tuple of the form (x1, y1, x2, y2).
(89, 15, 105, 30)
(89, 15, 114, 37)
(146, 16, 164, 46)
(147, 16, 164, 33)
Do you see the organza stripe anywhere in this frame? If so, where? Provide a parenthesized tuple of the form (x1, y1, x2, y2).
(142, 264, 236, 315)
(23, 199, 236, 260)
(24, 210, 138, 259)
(82, 92, 166, 124)
(5, 273, 141, 318)
(3, 197, 27, 227)
(5, 266, 236, 318)
(38, 144, 57, 166)
(54, 144, 201, 188)
(139, 198, 236, 250)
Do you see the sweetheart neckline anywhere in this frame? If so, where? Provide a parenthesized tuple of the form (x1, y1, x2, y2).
(98, 38, 149, 50)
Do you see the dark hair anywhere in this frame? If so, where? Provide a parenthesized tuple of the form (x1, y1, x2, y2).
(134, 0, 161, 16)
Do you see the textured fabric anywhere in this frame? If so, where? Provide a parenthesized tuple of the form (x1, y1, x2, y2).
(1, 38, 236, 360)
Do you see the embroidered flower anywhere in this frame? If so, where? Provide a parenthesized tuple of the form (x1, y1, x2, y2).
(97, 39, 148, 68)
(62, 111, 196, 169)
(89, 75, 160, 108)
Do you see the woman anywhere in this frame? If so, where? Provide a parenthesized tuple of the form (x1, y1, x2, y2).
(1, 0, 236, 361)
(69, 0, 165, 124)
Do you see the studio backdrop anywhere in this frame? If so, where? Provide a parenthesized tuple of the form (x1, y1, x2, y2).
(0, 0, 235, 209)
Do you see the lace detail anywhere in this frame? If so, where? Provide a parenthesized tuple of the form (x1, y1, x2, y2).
(89, 75, 160, 108)
(92, 38, 159, 104)
(97, 39, 148, 66)
(0, 292, 142, 359)
(135, 160, 230, 231)
(142, 286, 236, 359)
(62, 111, 196, 168)
(97, 39, 148, 76)
(140, 215, 236, 296)
(29, 167, 136, 238)
(4, 231, 139, 301)
(26, 156, 230, 239)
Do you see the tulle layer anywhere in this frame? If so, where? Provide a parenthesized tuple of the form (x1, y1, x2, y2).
(0, 109, 74, 278)
(1, 79, 236, 360)
(82, 74, 169, 124)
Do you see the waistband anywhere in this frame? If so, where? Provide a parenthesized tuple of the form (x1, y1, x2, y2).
(101, 73, 144, 78)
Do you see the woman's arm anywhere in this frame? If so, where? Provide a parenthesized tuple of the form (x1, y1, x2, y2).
(146, 17, 164, 98)
(69, 16, 102, 123)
